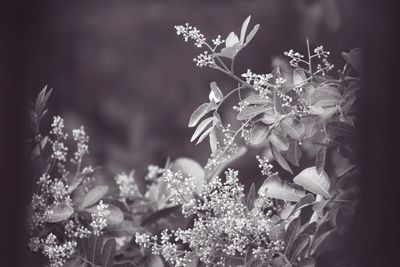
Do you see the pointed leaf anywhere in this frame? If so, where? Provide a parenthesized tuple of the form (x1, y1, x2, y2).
(188, 103, 211, 127)
(282, 193, 314, 219)
(250, 123, 268, 145)
(258, 175, 305, 202)
(243, 94, 272, 105)
(293, 69, 307, 86)
(281, 117, 305, 139)
(209, 82, 223, 103)
(190, 117, 213, 142)
(240, 16, 251, 43)
(245, 24, 260, 45)
(286, 138, 302, 166)
(288, 235, 310, 262)
(80, 185, 109, 209)
(246, 183, 256, 211)
(237, 105, 272, 120)
(209, 128, 218, 154)
(100, 238, 116, 267)
(316, 146, 326, 175)
(141, 205, 180, 226)
(268, 131, 289, 151)
(271, 144, 293, 174)
(310, 228, 336, 255)
(297, 257, 315, 267)
(284, 216, 301, 256)
(196, 125, 214, 145)
(225, 32, 240, 47)
(293, 167, 331, 198)
(46, 204, 74, 223)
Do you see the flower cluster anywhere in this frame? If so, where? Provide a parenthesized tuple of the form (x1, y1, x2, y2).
(115, 171, 141, 200)
(283, 49, 305, 68)
(90, 200, 111, 236)
(256, 155, 275, 176)
(175, 23, 206, 48)
(193, 51, 215, 67)
(137, 169, 285, 266)
(241, 69, 274, 98)
(162, 169, 196, 205)
(71, 126, 89, 163)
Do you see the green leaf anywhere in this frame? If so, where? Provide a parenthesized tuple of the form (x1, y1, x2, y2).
(250, 123, 268, 145)
(188, 103, 211, 127)
(246, 183, 256, 211)
(286, 138, 302, 167)
(196, 125, 214, 145)
(209, 82, 223, 103)
(243, 93, 273, 105)
(271, 143, 293, 174)
(316, 146, 327, 175)
(209, 128, 218, 154)
(258, 174, 305, 202)
(80, 185, 109, 209)
(245, 24, 260, 45)
(225, 31, 240, 47)
(240, 16, 251, 44)
(310, 228, 336, 255)
(237, 105, 272, 121)
(172, 157, 205, 192)
(347, 48, 362, 74)
(190, 117, 213, 142)
(284, 217, 301, 255)
(100, 238, 117, 267)
(335, 203, 356, 235)
(141, 205, 180, 226)
(297, 257, 315, 267)
(293, 167, 331, 198)
(282, 193, 315, 220)
(280, 117, 305, 139)
(46, 203, 74, 223)
(288, 235, 310, 262)
(268, 131, 289, 151)
(293, 69, 307, 86)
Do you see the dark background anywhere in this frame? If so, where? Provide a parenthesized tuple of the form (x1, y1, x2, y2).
(0, 0, 399, 266)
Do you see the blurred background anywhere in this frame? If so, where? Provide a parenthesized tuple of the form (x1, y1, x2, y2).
(23, 0, 362, 191)
(4, 1, 400, 266)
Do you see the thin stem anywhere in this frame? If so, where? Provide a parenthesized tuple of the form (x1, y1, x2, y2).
(306, 38, 312, 74)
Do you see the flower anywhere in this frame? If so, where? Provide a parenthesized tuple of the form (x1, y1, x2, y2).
(115, 171, 141, 199)
(175, 23, 206, 48)
(90, 200, 110, 236)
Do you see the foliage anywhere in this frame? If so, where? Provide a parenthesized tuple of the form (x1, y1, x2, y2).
(27, 15, 361, 267)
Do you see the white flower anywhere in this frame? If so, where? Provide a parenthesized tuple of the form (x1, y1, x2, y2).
(90, 200, 110, 236)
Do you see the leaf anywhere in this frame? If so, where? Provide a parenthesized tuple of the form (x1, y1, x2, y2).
(293, 69, 307, 86)
(140, 205, 180, 226)
(31, 136, 49, 160)
(288, 235, 310, 262)
(225, 31, 240, 47)
(190, 117, 213, 142)
(196, 125, 214, 145)
(339, 90, 357, 113)
(46, 204, 74, 223)
(246, 183, 256, 211)
(297, 257, 315, 267)
(335, 203, 356, 235)
(245, 24, 260, 45)
(347, 48, 363, 74)
(268, 131, 289, 151)
(250, 123, 268, 145)
(243, 94, 273, 105)
(310, 228, 336, 255)
(80, 185, 109, 209)
(316, 146, 327, 175)
(313, 86, 341, 107)
(209, 128, 218, 154)
(78, 235, 116, 267)
(148, 255, 164, 267)
(188, 103, 211, 127)
(172, 157, 205, 192)
(293, 167, 331, 198)
(284, 217, 301, 256)
(100, 238, 117, 267)
(240, 15, 251, 44)
(237, 105, 272, 121)
(258, 174, 305, 202)
(280, 117, 305, 139)
(271, 144, 293, 174)
(209, 82, 223, 103)
(218, 43, 242, 59)
(327, 121, 357, 138)
(282, 194, 315, 219)
(286, 138, 302, 166)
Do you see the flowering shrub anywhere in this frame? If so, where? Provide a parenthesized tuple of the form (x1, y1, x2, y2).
(27, 15, 361, 267)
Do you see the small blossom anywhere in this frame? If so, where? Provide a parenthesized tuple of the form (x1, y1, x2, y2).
(115, 171, 141, 199)
(90, 200, 110, 236)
